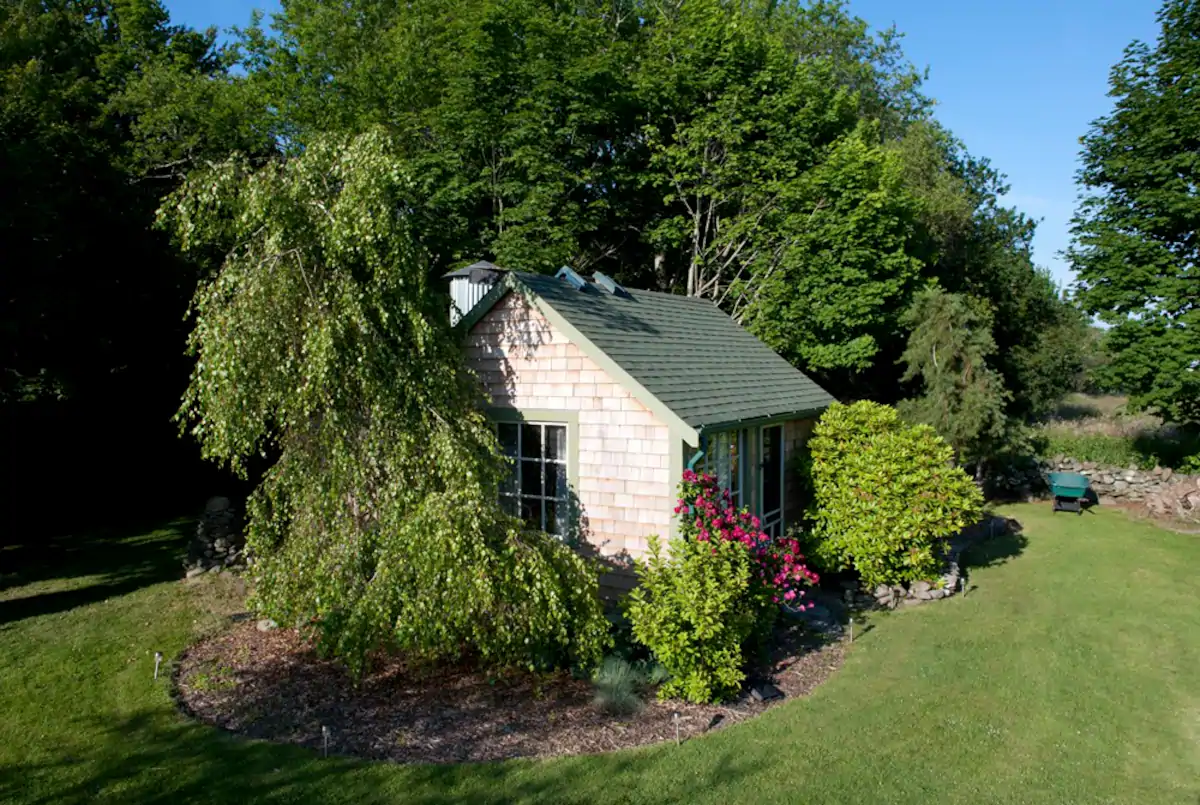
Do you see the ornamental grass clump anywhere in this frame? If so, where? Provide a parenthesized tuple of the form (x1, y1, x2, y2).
(626, 470, 818, 704)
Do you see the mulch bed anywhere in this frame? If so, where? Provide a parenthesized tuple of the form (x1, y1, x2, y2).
(173, 620, 845, 764)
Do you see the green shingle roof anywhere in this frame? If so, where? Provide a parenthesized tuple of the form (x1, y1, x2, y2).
(465, 270, 836, 440)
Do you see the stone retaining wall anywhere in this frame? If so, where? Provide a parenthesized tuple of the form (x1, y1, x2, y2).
(1044, 457, 1200, 520)
(865, 515, 1016, 610)
(184, 496, 246, 578)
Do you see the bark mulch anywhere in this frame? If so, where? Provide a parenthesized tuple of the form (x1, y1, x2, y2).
(173, 620, 845, 764)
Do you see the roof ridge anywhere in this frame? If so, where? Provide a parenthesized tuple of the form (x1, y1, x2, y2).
(462, 268, 836, 439)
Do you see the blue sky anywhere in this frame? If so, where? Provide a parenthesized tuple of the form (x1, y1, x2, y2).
(166, 0, 1160, 289)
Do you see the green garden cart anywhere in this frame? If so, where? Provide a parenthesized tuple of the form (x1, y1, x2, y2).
(1047, 471, 1090, 514)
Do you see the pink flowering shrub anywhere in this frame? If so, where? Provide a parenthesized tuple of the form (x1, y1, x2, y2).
(625, 470, 819, 703)
(674, 469, 819, 608)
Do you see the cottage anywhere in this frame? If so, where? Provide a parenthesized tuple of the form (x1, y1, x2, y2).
(452, 262, 835, 587)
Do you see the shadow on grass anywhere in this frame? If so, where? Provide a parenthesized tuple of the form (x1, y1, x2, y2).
(0, 710, 755, 805)
(958, 522, 1028, 572)
(0, 519, 190, 628)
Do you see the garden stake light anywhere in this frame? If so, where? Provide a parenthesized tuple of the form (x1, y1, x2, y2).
(849, 618, 854, 644)
(673, 712, 680, 746)
(322, 726, 330, 757)
(153, 652, 162, 680)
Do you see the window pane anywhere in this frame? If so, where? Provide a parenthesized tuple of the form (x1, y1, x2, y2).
(520, 460, 542, 497)
(545, 425, 566, 461)
(499, 495, 518, 515)
(521, 424, 542, 458)
(763, 425, 782, 513)
(544, 462, 567, 501)
(519, 497, 540, 529)
(730, 432, 741, 496)
(714, 433, 729, 489)
(500, 465, 518, 497)
(498, 423, 519, 457)
(545, 499, 563, 535)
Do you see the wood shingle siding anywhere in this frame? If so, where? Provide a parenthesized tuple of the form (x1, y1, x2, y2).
(467, 294, 674, 564)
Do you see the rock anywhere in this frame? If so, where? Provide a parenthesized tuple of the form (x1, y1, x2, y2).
(800, 605, 841, 634)
(205, 496, 232, 513)
(1082, 461, 1096, 470)
(213, 538, 228, 551)
(1162, 467, 1173, 482)
(874, 584, 891, 599)
(207, 565, 222, 574)
(911, 580, 932, 595)
(928, 588, 947, 600)
(915, 589, 935, 601)
(256, 618, 277, 632)
(750, 682, 784, 702)
(185, 567, 205, 580)
(1112, 480, 1129, 495)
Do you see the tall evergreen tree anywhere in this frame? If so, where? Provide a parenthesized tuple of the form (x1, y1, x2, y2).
(1069, 0, 1200, 425)
(897, 288, 1009, 475)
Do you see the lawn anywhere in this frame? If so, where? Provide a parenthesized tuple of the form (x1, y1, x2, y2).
(1, 504, 1197, 804)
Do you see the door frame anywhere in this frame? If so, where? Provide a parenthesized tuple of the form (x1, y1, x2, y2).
(759, 423, 784, 538)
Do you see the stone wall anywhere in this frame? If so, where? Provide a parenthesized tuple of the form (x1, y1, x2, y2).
(1044, 456, 1200, 520)
(465, 292, 675, 565)
(184, 496, 245, 578)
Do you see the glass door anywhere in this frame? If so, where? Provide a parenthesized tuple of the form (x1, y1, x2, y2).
(760, 424, 783, 538)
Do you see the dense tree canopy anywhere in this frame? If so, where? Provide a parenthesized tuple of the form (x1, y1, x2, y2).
(1069, 0, 1200, 425)
(897, 288, 1009, 472)
(0, 0, 269, 528)
(224, 0, 1079, 414)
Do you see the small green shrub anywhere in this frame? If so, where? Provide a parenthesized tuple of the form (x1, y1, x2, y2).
(804, 401, 983, 589)
(626, 472, 818, 704)
(626, 534, 761, 704)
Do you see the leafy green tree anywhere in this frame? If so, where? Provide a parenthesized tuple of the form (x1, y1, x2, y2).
(741, 126, 924, 385)
(163, 129, 609, 674)
(897, 288, 1009, 473)
(1069, 0, 1200, 425)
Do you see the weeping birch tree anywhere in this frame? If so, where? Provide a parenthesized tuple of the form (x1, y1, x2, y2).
(161, 128, 608, 673)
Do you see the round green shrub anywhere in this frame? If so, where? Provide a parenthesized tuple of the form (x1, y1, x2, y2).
(804, 401, 983, 589)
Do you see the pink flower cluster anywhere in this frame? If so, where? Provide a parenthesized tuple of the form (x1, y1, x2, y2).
(676, 469, 819, 608)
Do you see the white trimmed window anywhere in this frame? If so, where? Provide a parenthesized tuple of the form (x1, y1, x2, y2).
(498, 422, 569, 535)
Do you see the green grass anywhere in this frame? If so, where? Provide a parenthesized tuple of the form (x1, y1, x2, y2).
(2, 506, 1199, 804)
